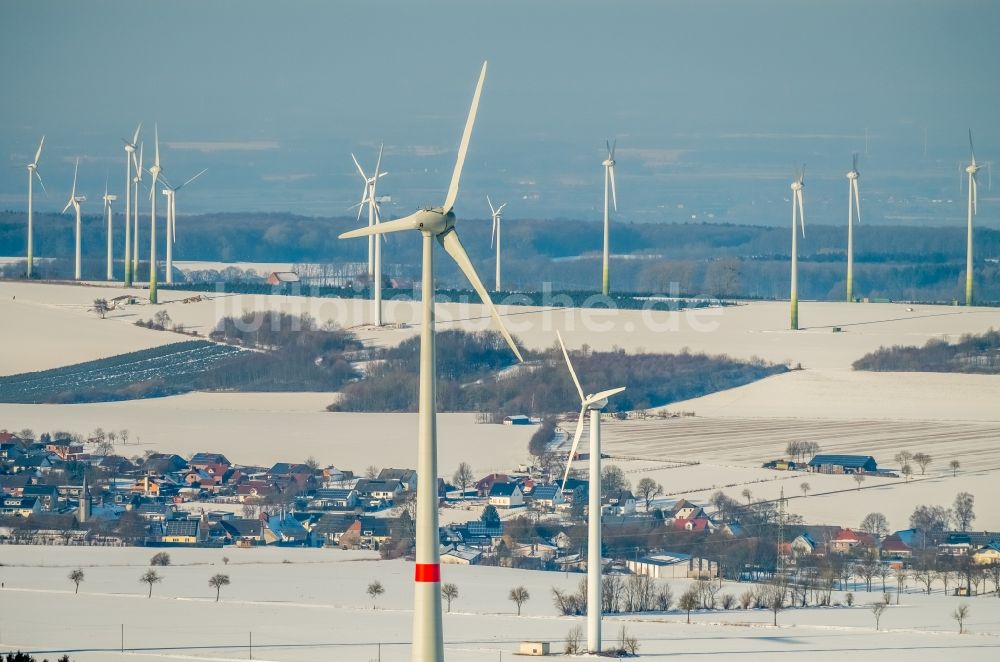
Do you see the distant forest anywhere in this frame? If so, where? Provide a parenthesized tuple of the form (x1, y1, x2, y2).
(0, 314, 786, 411)
(853, 329, 1000, 373)
(330, 329, 787, 416)
(1, 211, 999, 303)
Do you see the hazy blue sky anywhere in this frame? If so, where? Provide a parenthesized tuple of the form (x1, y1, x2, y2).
(2, 0, 998, 226)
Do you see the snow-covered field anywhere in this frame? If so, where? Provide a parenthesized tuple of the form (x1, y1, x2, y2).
(1, 546, 998, 661)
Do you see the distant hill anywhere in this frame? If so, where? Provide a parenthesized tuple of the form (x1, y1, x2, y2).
(2, 211, 999, 302)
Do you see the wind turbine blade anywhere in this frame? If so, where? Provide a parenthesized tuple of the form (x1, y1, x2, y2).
(969, 128, 976, 164)
(442, 61, 487, 213)
(487, 195, 496, 216)
(497, 202, 507, 213)
(609, 165, 618, 211)
(852, 179, 861, 224)
(34, 171, 47, 197)
(560, 406, 588, 492)
(132, 122, 142, 146)
(154, 124, 160, 167)
(33, 136, 45, 166)
(62, 199, 72, 214)
(371, 144, 384, 201)
(611, 137, 616, 160)
(104, 175, 109, 201)
(70, 159, 78, 198)
(179, 168, 207, 189)
(556, 330, 586, 402)
(796, 189, 805, 237)
(584, 386, 626, 407)
(137, 143, 144, 179)
(172, 197, 177, 243)
(852, 152, 858, 173)
(438, 228, 523, 362)
(339, 215, 419, 239)
(351, 153, 367, 181)
(490, 214, 497, 248)
(972, 174, 978, 215)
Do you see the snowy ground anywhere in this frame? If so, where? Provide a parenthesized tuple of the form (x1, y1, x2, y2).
(1, 546, 998, 661)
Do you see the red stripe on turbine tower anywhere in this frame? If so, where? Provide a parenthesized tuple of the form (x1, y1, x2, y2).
(415, 563, 441, 583)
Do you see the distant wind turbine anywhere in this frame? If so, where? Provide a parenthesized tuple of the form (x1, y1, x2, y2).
(964, 130, 987, 306)
(147, 126, 162, 304)
(351, 146, 388, 325)
(846, 154, 861, 302)
(339, 62, 522, 662)
(601, 139, 618, 295)
(789, 166, 805, 330)
(25, 136, 46, 278)
(131, 142, 143, 279)
(557, 330, 625, 655)
(62, 159, 86, 281)
(102, 180, 117, 281)
(161, 168, 207, 284)
(122, 123, 141, 286)
(487, 196, 507, 291)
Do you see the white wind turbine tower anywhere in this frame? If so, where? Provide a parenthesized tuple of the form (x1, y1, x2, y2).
(122, 123, 141, 286)
(102, 180, 117, 280)
(964, 130, 988, 306)
(601, 139, 618, 295)
(487, 196, 507, 291)
(339, 62, 522, 662)
(161, 168, 207, 284)
(132, 142, 143, 280)
(147, 126, 162, 304)
(62, 159, 86, 281)
(351, 146, 388, 325)
(789, 166, 806, 330)
(25, 136, 46, 278)
(845, 153, 862, 302)
(557, 330, 625, 654)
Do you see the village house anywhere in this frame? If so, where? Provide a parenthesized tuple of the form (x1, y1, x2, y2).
(354, 479, 403, 506)
(311, 488, 359, 511)
(972, 541, 1000, 565)
(879, 533, 913, 559)
(313, 514, 361, 547)
(188, 452, 231, 479)
(528, 484, 564, 510)
(21, 484, 59, 511)
(268, 463, 315, 489)
(441, 545, 483, 565)
(602, 489, 636, 515)
(377, 468, 417, 491)
(0, 495, 40, 517)
(488, 482, 524, 508)
(829, 528, 876, 554)
(475, 473, 510, 498)
(669, 499, 706, 520)
(161, 518, 203, 544)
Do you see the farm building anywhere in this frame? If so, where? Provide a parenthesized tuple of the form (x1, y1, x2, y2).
(807, 454, 877, 474)
(266, 272, 301, 286)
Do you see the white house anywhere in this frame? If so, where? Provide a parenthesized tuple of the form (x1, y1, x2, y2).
(488, 482, 524, 508)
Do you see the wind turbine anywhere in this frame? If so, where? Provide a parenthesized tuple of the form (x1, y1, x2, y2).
(557, 330, 625, 654)
(601, 139, 618, 295)
(789, 166, 805, 330)
(351, 146, 388, 325)
(102, 180, 117, 281)
(339, 62, 522, 662)
(122, 123, 140, 286)
(161, 168, 207, 284)
(25, 136, 46, 278)
(132, 142, 143, 280)
(846, 154, 862, 302)
(147, 126, 162, 304)
(487, 196, 507, 291)
(62, 159, 86, 281)
(964, 130, 987, 306)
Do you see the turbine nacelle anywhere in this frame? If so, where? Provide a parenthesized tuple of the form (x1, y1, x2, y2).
(846, 170, 859, 180)
(790, 181, 803, 191)
(602, 158, 615, 167)
(966, 164, 980, 175)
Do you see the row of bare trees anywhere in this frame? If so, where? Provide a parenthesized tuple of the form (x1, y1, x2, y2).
(68, 567, 230, 601)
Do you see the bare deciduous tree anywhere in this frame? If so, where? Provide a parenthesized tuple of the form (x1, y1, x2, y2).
(860, 512, 889, 538)
(69, 568, 84, 594)
(93, 298, 109, 319)
(853, 474, 866, 491)
(800, 482, 810, 498)
(953, 492, 976, 532)
(953, 604, 969, 634)
(949, 459, 961, 477)
(453, 462, 474, 500)
(140, 569, 162, 598)
(209, 573, 230, 602)
(913, 453, 932, 475)
(509, 586, 530, 615)
(367, 580, 384, 609)
(636, 478, 663, 511)
(441, 583, 459, 612)
(871, 602, 887, 630)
